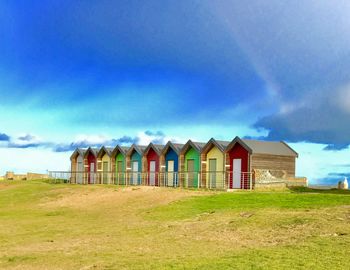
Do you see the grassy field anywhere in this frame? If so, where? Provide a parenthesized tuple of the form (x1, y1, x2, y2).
(0, 180, 349, 269)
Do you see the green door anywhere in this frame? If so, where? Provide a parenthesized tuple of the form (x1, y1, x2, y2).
(116, 161, 124, 185)
(103, 161, 108, 184)
(187, 159, 195, 187)
(115, 153, 125, 185)
(185, 147, 200, 187)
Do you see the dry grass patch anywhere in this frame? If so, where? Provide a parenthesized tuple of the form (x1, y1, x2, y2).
(0, 181, 19, 191)
(39, 186, 207, 210)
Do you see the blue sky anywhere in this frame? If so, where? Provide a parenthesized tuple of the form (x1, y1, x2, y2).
(1, 0, 350, 184)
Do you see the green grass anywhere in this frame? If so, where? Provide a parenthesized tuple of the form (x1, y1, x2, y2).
(0, 180, 349, 269)
(148, 188, 350, 221)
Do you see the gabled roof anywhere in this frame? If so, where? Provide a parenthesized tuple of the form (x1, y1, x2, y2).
(83, 147, 99, 158)
(161, 141, 185, 156)
(216, 140, 231, 150)
(70, 148, 86, 160)
(180, 140, 206, 155)
(192, 142, 207, 151)
(111, 145, 130, 158)
(202, 138, 230, 154)
(143, 143, 164, 156)
(173, 143, 185, 152)
(126, 144, 147, 157)
(225, 136, 298, 157)
(97, 146, 114, 158)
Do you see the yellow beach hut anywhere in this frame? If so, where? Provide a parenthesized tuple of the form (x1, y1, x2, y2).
(201, 138, 230, 189)
(97, 146, 114, 184)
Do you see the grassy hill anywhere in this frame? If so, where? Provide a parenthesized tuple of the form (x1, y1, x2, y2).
(0, 180, 349, 269)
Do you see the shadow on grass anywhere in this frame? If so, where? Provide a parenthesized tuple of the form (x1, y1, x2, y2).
(289, 186, 350, 195)
(42, 179, 69, 184)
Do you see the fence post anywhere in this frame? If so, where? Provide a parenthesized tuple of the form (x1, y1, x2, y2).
(249, 172, 253, 190)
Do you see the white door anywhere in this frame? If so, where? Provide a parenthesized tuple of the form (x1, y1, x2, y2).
(132, 161, 138, 185)
(233, 159, 241, 189)
(149, 161, 156, 186)
(90, 163, 95, 184)
(77, 161, 83, 184)
(167, 160, 174, 186)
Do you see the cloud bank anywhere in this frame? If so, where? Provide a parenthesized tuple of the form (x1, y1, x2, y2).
(254, 85, 350, 150)
(0, 131, 172, 153)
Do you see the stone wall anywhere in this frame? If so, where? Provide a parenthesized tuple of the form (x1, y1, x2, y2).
(3, 171, 48, 181)
(255, 182, 287, 190)
(27, 173, 49, 180)
(253, 169, 286, 183)
(253, 169, 307, 188)
(285, 177, 308, 187)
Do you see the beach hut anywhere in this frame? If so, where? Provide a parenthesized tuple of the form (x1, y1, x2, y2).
(143, 143, 164, 186)
(97, 147, 113, 184)
(160, 142, 184, 187)
(126, 145, 146, 185)
(111, 145, 130, 185)
(180, 140, 206, 188)
(225, 137, 298, 189)
(201, 139, 230, 189)
(70, 148, 86, 184)
(84, 147, 99, 184)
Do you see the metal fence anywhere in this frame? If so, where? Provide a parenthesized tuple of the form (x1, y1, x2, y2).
(48, 171, 254, 190)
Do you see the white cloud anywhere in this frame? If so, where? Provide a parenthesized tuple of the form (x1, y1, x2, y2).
(9, 133, 43, 147)
(291, 142, 350, 184)
(134, 131, 174, 146)
(74, 134, 111, 145)
(0, 148, 70, 176)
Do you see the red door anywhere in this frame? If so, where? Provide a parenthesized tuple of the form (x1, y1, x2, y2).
(147, 148, 159, 186)
(87, 153, 96, 184)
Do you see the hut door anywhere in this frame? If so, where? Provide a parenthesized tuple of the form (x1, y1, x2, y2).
(167, 160, 174, 187)
(90, 163, 95, 184)
(149, 161, 156, 186)
(117, 161, 123, 172)
(233, 159, 241, 189)
(103, 161, 108, 184)
(209, 159, 217, 188)
(117, 161, 123, 184)
(132, 161, 138, 185)
(187, 159, 194, 187)
(77, 162, 83, 184)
